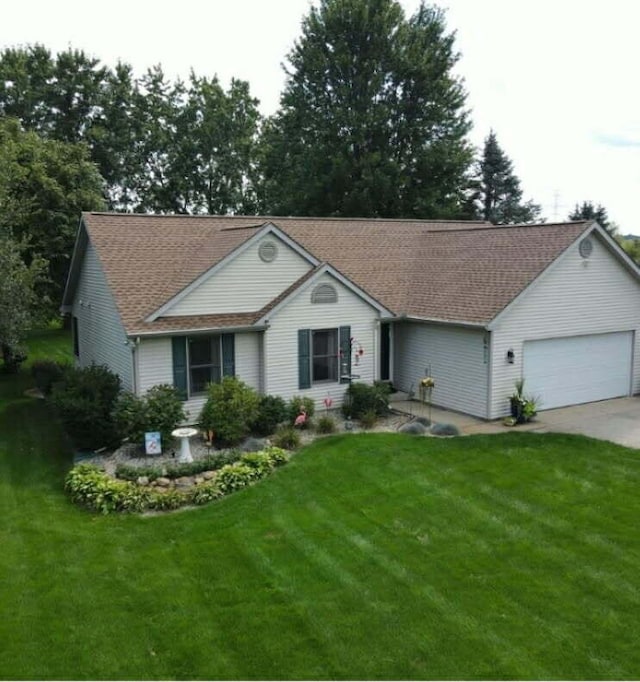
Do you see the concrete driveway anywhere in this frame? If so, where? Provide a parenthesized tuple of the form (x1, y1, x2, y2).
(393, 396, 640, 449)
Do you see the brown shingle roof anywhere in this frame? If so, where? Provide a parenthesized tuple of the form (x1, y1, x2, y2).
(79, 212, 592, 333)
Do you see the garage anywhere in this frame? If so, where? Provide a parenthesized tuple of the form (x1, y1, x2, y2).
(523, 332, 634, 410)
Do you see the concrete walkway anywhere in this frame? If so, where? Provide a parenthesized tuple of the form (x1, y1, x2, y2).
(392, 396, 640, 449)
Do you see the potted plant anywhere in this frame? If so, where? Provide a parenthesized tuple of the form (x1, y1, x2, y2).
(509, 379, 538, 424)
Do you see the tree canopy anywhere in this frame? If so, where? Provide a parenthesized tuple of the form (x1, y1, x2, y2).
(569, 201, 614, 234)
(469, 130, 542, 225)
(0, 118, 106, 314)
(261, 0, 473, 218)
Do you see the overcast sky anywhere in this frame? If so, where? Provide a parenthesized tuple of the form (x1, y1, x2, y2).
(2, 0, 639, 232)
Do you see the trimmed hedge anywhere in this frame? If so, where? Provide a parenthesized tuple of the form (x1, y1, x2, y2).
(65, 447, 290, 514)
(115, 450, 241, 482)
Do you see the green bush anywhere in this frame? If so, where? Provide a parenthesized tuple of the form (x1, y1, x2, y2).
(191, 481, 224, 506)
(315, 414, 336, 434)
(199, 377, 260, 445)
(148, 488, 192, 511)
(272, 426, 301, 450)
(240, 451, 276, 476)
(216, 463, 258, 493)
(342, 381, 390, 419)
(31, 360, 68, 396)
(288, 395, 315, 425)
(112, 391, 149, 445)
(262, 446, 290, 467)
(65, 464, 150, 514)
(145, 384, 187, 444)
(250, 394, 288, 436)
(113, 384, 186, 449)
(359, 409, 378, 429)
(51, 364, 122, 450)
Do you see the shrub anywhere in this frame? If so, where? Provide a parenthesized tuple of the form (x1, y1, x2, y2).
(342, 382, 390, 419)
(113, 384, 186, 449)
(272, 426, 301, 450)
(145, 384, 187, 444)
(430, 422, 460, 437)
(191, 481, 224, 506)
(112, 391, 148, 446)
(262, 446, 290, 467)
(65, 464, 150, 514)
(359, 409, 378, 429)
(31, 360, 68, 396)
(199, 377, 260, 445)
(287, 395, 315, 425)
(250, 394, 288, 436)
(315, 414, 336, 434)
(51, 364, 121, 450)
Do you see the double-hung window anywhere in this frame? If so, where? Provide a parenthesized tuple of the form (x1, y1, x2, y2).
(312, 329, 339, 383)
(188, 336, 222, 395)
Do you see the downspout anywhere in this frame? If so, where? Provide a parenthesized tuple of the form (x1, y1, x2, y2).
(130, 336, 141, 396)
(485, 329, 493, 420)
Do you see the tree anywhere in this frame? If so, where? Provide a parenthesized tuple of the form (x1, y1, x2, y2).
(173, 74, 262, 214)
(261, 0, 472, 218)
(0, 234, 47, 371)
(569, 201, 615, 234)
(0, 119, 105, 313)
(471, 130, 541, 224)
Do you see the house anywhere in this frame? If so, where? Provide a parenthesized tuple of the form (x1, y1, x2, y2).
(61, 213, 640, 422)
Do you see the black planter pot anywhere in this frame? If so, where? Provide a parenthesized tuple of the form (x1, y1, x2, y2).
(510, 397, 525, 424)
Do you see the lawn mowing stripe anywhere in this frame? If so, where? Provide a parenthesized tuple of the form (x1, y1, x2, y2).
(303, 498, 553, 680)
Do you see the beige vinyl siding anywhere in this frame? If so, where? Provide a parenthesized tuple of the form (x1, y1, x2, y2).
(264, 274, 380, 409)
(137, 332, 262, 424)
(72, 242, 133, 390)
(393, 321, 489, 418)
(489, 234, 640, 418)
(165, 236, 312, 316)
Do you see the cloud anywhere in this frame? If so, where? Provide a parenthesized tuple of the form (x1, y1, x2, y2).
(594, 132, 640, 148)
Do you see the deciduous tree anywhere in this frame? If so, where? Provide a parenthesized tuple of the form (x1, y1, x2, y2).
(261, 0, 472, 218)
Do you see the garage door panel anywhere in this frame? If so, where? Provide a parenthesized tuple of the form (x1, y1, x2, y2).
(523, 332, 632, 410)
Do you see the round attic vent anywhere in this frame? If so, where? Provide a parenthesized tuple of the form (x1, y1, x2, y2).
(579, 237, 593, 259)
(259, 240, 278, 263)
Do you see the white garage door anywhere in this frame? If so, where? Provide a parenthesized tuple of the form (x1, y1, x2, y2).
(523, 332, 633, 410)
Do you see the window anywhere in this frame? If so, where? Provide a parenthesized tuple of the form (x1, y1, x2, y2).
(311, 283, 338, 304)
(188, 336, 221, 394)
(312, 329, 339, 383)
(72, 316, 79, 357)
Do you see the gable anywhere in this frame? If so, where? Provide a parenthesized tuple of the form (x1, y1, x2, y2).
(161, 233, 314, 317)
(489, 229, 640, 332)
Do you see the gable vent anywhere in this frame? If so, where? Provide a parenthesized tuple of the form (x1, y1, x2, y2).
(311, 283, 338, 304)
(259, 240, 278, 263)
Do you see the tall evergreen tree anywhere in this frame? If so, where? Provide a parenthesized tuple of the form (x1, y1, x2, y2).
(569, 201, 614, 234)
(261, 0, 472, 218)
(472, 130, 541, 224)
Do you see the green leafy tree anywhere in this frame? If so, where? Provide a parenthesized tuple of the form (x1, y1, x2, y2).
(569, 201, 615, 234)
(472, 130, 541, 224)
(174, 75, 262, 214)
(0, 118, 105, 313)
(261, 0, 472, 218)
(0, 234, 47, 371)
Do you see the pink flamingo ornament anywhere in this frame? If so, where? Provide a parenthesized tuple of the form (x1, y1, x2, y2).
(294, 409, 307, 428)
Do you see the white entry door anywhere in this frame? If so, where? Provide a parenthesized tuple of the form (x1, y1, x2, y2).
(523, 332, 633, 410)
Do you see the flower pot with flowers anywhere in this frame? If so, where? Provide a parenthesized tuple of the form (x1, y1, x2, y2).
(509, 378, 539, 424)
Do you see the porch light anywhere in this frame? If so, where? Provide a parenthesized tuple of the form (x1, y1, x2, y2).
(506, 349, 515, 364)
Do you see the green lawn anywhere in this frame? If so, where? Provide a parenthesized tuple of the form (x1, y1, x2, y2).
(1, 330, 640, 679)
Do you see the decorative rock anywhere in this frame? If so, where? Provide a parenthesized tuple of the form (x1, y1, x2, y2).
(241, 437, 267, 452)
(194, 476, 205, 485)
(398, 421, 428, 436)
(414, 416, 431, 427)
(156, 477, 171, 487)
(430, 422, 460, 437)
(202, 470, 217, 480)
(136, 476, 149, 486)
(175, 476, 193, 488)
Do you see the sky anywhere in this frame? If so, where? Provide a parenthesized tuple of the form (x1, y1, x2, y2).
(2, 0, 639, 232)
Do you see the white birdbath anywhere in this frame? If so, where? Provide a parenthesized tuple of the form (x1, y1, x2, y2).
(172, 427, 199, 463)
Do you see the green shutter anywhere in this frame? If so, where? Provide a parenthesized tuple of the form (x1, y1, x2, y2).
(298, 329, 311, 390)
(222, 333, 235, 377)
(172, 336, 188, 399)
(339, 326, 351, 384)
